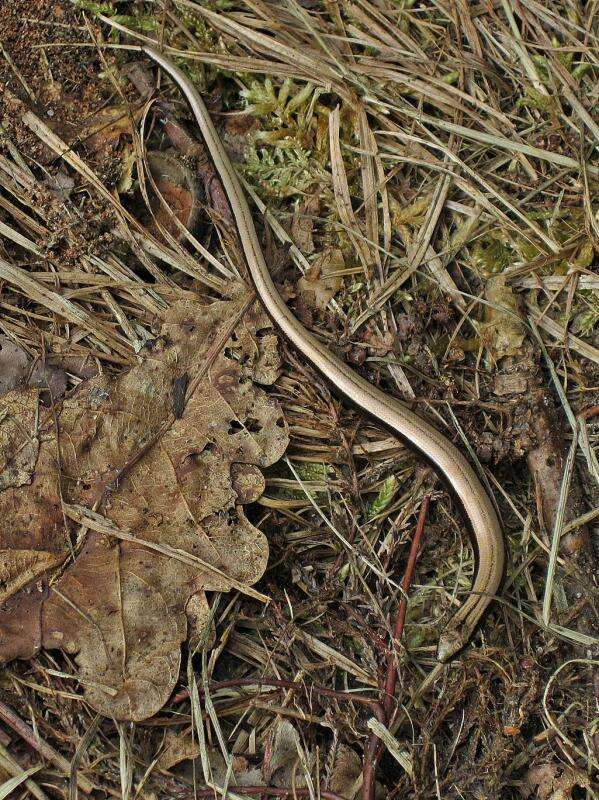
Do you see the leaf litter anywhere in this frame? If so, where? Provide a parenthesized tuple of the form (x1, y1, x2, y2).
(0, 295, 288, 720)
(0, 0, 597, 798)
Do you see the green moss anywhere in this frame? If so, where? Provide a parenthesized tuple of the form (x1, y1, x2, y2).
(239, 77, 331, 199)
(515, 89, 555, 113)
(73, 0, 114, 12)
(572, 291, 599, 337)
(472, 236, 513, 277)
(244, 145, 325, 198)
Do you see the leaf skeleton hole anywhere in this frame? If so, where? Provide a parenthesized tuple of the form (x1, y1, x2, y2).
(245, 417, 262, 434)
(182, 441, 215, 469)
(223, 346, 249, 367)
(228, 419, 244, 435)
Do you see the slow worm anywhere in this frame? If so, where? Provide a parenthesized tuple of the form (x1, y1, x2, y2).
(142, 45, 505, 660)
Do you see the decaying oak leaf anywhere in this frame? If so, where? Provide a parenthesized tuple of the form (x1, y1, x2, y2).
(0, 337, 29, 396)
(0, 295, 288, 720)
(0, 389, 40, 490)
(0, 390, 65, 661)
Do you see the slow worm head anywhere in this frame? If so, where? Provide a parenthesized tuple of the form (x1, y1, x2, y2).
(141, 45, 506, 661)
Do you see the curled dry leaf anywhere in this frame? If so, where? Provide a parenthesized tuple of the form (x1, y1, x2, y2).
(143, 151, 202, 240)
(0, 296, 288, 720)
(157, 729, 202, 771)
(481, 275, 527, 360)
(263, 719, 300, 783)
(263, 718, 314, 788)
(297, 248, 344, 311)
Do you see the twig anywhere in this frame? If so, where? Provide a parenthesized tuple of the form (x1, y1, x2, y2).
(182, 788, 347, 799)
(173, 677, 385, 724)
(362, 496, 430, 800)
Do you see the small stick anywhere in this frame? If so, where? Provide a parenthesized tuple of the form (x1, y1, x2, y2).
(173, 677, 385, 725)
(362, 496, 430, 800)
(0, 699, 94, 794)
(383, 495, 431, 718)
(182, 788, 347, 799)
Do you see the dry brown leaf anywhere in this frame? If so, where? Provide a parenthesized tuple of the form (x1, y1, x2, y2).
(328, 744, 361, 799)
(0, 406, 64, 661)
(0, 336, 67, 404)
(297, 248, 344, 311)
(0, 336, 29, 395)
(0, 389, 40, 490)
(290, 195, 319, 255)
(263, 718, 313, 788)
(82, 106, 134, 154)
(0, 336, 67, 401)
(143, 151, 201, 240)
(158, 729, 202, 770)
(0, 296, 288, 720)
(263, 719, 300, 783)
(520, 763, 594, 800)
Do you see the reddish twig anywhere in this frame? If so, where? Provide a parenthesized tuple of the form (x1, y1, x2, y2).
(383, 495, 431, 717)
(171, 498, 429, 800)
(362, 496, 430, 800)
(0, 698, 94, 794)
(182, 788, 347, 799)
(173, 677, 385, 725)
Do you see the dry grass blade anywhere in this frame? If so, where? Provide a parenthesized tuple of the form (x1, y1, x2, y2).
(0, 765, 43, 799)
(541, 434, 577, 627)
(329, 106, 374, 275)
(1, 0, 598, 796)
(365, 718, 412, 778)
(0, 744, 48, 800)
(69, 715, 101, 800)
(0, 257, 132, 358)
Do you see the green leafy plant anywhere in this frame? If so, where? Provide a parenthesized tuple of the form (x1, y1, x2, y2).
(366, 475, 397, 519)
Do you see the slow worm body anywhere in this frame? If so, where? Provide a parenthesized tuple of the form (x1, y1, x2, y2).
(142, 46, 505, 660)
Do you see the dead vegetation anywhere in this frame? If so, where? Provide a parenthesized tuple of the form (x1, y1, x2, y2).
(0, 0, 597, 798)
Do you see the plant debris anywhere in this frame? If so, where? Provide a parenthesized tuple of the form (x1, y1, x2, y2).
(0, 0, 597, 797)
(0, 296, 288, 720)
